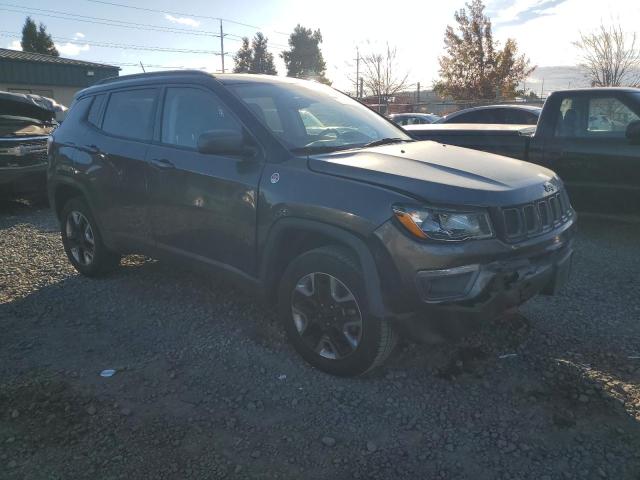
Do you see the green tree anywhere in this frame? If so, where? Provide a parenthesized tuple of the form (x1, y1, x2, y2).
(433, 0, 533, 100)
(250, 32, 277, 75)
(281, 25, 330, 84)
(233, 37, 253, 73)
(21, 17, 58, 56)
(233, 33, 277, 75)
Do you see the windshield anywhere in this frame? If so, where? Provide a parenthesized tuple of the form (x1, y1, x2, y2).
(226, 80, 411, 152)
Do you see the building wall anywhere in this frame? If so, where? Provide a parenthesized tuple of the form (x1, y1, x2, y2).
(0, 83, 80, 107)
(0, 59, 118, 88)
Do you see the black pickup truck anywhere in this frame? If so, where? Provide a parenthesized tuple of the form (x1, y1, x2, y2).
(0, 91, 63, 200)
(406, 88, 640, 213)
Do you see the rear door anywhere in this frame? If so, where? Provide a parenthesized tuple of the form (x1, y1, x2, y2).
(145, 85, 264, 276)
(82, 87, 159, 249)
(540, 92, 640, 212)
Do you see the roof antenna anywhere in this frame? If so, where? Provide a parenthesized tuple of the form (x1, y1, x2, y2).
(139, 61, 146, 73)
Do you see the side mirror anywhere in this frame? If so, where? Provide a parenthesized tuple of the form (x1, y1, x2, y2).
(197, 129, 255, 157)
(625, 120, 640, 144)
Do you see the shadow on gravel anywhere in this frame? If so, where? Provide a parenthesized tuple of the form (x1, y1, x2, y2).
(0, 198, 52, 231)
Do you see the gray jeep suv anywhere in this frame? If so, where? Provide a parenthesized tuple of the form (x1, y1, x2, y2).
(48, 71, 576, 376)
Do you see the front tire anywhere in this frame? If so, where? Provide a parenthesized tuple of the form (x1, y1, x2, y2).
(278, 246, 397, 376)
(60, 197, 120, 277)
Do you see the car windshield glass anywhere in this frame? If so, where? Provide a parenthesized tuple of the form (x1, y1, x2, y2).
(227, 80, 411, 152)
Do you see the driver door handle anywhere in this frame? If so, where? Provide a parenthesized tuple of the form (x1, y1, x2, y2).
(149, 158, 175, 170)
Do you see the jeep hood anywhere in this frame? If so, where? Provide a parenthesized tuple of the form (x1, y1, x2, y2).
(308, 140, 559, 207)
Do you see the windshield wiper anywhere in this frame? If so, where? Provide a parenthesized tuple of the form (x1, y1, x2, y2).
(361, 137, 411, 148)
(291, 144, 362, 155)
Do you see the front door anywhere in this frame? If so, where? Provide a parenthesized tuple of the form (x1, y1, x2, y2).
(541, 93, 640, 213)
(146, 85, 264, 276)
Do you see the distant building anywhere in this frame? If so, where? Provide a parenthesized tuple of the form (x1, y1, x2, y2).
(0, 48, 119, 107)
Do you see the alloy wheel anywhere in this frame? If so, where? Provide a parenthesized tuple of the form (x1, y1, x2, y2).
(291, 272, 363, 360)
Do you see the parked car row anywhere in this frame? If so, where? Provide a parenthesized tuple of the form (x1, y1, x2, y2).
(47, 71, 576, 375)
(388, 104, 541, 127)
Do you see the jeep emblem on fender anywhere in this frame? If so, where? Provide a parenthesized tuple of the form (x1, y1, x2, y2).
(270, 172, 280, 184)
(543, 182, 555, 193)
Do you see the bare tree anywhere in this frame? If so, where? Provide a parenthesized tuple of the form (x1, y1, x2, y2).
(361, 44, 409, 103)
(574, 23, 640, 87)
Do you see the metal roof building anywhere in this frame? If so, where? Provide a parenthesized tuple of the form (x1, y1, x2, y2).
(0, 48, 119, 107)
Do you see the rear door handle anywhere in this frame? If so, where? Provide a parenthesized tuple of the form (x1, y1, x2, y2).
(149, 158, 175, 169)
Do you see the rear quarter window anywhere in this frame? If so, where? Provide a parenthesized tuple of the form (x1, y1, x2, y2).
(102, 88, 157, 141)
(87, 94, 106, 127)
(63, 97, 92, 125)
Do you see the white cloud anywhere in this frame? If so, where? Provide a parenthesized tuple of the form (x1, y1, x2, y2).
(164, 14, 201, 27)
(8, 40, 21, 50)
(74, 32, 85, 39)
(55, 42, 90, 56)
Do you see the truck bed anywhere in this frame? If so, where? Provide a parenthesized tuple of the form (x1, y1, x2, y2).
(404, 123, 535, 161)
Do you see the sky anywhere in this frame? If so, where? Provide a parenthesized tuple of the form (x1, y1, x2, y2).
(2, 0, 639, 94)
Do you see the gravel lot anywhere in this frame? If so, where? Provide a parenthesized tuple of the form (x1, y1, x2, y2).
(1, 200, 639, 480)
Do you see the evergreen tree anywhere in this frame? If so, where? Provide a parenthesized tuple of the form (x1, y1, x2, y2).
(250, 32, 277, 75)
(281, 25, 330, 84)
(21, 17, 58, 56)
(233, 37, 253, 73)
(433, 0, 532, 100)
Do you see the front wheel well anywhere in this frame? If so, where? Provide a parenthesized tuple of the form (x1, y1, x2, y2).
(54, 184, 84, 220)
(262, 227, 362, 305)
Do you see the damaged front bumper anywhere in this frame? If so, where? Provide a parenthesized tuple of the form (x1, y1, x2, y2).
(0, 136, 48, 193)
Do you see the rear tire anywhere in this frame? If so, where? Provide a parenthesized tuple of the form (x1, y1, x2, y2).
(60, 197, 120, 277)
(278, 246, 397, 376)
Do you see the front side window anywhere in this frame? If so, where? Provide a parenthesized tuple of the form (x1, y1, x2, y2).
(161, 87, 242, 149)
(227, 80, 409, 153)
(102, 89, 157, 141)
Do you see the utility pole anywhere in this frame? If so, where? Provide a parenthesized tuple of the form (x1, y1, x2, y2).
(416, 81, 420, 108)
(220, 19, 225, 73)
(540, 78, 544, 99)
(359, 77, 364, 100)
(139, 61, 145, 73)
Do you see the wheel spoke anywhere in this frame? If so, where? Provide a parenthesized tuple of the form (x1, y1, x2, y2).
(314, 334, 339, 360)
(330, 276, 355, 303)
(341, 320, 362, 350)
(84, 224, 95, 246)
(314, 273, 333, 305)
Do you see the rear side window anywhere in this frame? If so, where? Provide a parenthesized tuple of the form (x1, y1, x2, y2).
(102, 89, 157, 141)
(63, 97, 92, 125)
(87, 94, 106, 127)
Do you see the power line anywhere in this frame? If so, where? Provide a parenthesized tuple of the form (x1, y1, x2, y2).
(81, 0, 290, 36)
(0, 3, 289, 49)
(0, 31, 229, 55)
(0, 3, 222, 36)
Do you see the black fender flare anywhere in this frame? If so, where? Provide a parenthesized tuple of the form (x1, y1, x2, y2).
(48, 177, 115, 248)
(259, 217, 388, 319)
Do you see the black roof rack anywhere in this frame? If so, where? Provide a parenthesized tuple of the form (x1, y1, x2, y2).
(94, 69, 212, 86)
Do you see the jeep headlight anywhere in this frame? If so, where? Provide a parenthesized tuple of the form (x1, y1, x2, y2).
(392, 205, 494, 241)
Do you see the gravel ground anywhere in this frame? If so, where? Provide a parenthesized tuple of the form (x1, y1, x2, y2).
(1, 200, 639, 480)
